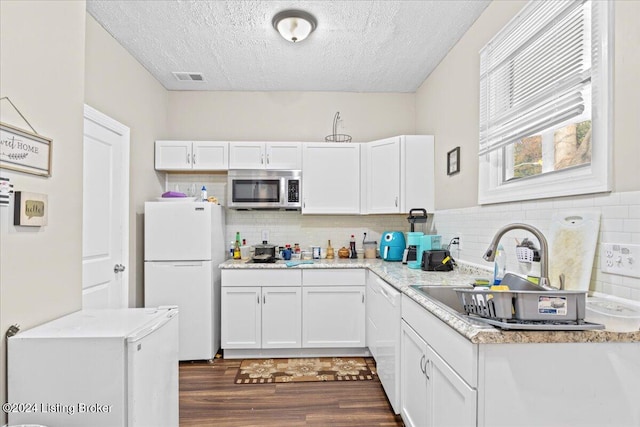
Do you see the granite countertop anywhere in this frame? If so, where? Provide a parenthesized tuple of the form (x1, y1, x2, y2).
(219, 258, 640, 344)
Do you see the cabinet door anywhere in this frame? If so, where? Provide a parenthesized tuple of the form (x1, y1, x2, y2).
(367, 137, 400, 213)
(426, 345, 477, 427)
(401, 135, 435, 213)
(192, 141, 228, 170)
(302, 286, 365, 347)
(401, 321, 428, 427)
(266, 142, 301, 169)
(221, 287, 261, 349)
(262, 287, 302, 348)
(302, 143, 360, 214)
(155, 140, 192, 170)
(229, 142, 265, 169)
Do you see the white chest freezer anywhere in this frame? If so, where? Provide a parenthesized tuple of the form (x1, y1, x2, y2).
(8, 308, 179, 427)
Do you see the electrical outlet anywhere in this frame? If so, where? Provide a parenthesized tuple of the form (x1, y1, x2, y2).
(261, 229, 270, 243)
(600, 243, 640, 278)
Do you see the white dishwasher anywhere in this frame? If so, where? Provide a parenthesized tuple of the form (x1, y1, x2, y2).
(369, 273, 402, 414)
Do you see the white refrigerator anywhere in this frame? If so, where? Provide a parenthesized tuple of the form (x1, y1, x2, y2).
(8, 308, 179, 427)
(144, 201, 225, 361)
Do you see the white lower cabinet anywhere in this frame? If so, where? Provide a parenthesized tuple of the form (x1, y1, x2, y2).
(221, 286, 302, 349)
(401, 320, 476, 427)
(221, 287, 262, 349)
(401, 295, 477, 427)
(221, 269, 367, 354)
(427, 342, 477, 426)
(262, 287, 302, 348)
(302, 286, 365, 347)
(400, 321, 428, 427)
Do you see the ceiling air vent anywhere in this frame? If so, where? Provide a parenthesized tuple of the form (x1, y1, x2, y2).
(172, 72, 205, 82)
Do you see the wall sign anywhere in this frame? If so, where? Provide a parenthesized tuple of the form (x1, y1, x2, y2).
(0, 122, 52, 177)
(14, 191, 48, 226)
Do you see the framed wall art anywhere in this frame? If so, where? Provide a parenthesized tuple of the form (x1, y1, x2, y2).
(447, 146, 460, 176)
(0, 122, 52, 177)
(14, 191, 48, 226)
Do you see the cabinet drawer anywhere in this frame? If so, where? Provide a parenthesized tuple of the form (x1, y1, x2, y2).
(222, 269, 301, 287)
(402, 295, 478, 387)
(302, 269, 366, 286)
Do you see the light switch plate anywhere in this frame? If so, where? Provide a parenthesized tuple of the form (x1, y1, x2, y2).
(600, 243, 640, 278)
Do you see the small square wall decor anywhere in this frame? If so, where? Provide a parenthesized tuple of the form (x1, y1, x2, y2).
(14, 191, 48, 226)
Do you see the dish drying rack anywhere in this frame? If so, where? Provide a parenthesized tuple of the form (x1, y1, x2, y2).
(453, 273, 604, 331)
(455, 288, 604, 330)
(325, 112, 352, 143)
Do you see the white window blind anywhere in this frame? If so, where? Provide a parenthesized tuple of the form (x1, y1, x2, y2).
(479, 0, 593, 156)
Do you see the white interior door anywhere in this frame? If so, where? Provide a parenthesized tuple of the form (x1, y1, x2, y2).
(82, 105, 130, 309)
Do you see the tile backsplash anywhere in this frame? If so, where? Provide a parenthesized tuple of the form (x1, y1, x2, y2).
(166, 174, 640, 301)
(166, 174, 412, 252)
(433, 191, 640, 302)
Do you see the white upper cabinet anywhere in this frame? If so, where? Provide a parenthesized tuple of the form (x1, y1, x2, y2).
(302, 142, 361, 214)
(155, 140, 228, 171)
(365, 135, 434, 214)
(367, 137, 401, 213)
(229, 142, 301, 170)
(192, 141, 229, 170)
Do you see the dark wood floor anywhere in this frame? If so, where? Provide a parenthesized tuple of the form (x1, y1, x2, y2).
(179, 357, 404, 427)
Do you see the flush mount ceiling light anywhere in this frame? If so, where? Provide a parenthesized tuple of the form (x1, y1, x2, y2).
(272, 10, 317, 43)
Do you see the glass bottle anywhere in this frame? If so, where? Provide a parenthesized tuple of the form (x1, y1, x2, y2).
(349, 234, 357, 259)
(233, 232, 241, 260)
(326, 240, 334, 259)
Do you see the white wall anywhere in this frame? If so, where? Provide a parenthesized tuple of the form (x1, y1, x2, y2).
(85, 14, 170, 307)
(167, 91, 415, 142)
(416, 0, 640, 210)
(415, 0, 527, 210)
(0, 1, 86, 422)
(416, 1, 640, 300)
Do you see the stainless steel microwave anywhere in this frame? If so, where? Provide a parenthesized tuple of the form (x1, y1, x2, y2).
(227, 170, 301, 210)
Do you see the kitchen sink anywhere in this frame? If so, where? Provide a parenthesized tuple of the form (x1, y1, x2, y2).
(410, 284, 473, 314)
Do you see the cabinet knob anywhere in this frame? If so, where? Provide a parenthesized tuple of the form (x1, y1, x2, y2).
(261, 154, 264, 164)
(193, 153, 196, 164)
(420, 354, 426, 375)
(267, 154, 270, 164)
(113, 264, 126, 273)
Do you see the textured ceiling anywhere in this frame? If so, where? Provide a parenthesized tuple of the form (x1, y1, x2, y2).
(87, 0, 490, 93)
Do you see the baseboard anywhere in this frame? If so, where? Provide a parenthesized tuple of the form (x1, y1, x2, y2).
(223, 347, 371, 359)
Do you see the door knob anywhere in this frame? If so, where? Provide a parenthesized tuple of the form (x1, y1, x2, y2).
(114, 264, 126, 273)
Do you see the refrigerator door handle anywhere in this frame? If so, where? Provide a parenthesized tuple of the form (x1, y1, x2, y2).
(127, 311, 177, 344)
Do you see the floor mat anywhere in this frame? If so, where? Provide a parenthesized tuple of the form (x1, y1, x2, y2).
(234, 357, 377, 384)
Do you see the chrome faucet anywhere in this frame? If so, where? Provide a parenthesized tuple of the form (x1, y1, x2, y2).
(483, 223, 554, 290)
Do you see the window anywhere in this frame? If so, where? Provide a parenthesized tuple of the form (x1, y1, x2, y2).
(478, 0, 612, 204)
